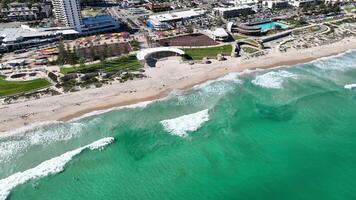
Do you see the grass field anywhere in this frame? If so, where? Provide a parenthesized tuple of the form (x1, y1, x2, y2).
(0, 76, 51, 97)
(344, 5, 356, 13)
(60, 55, 142, 74)
(233, 34, 247, 41)
(330, 17, 356, 26)
(183, 45, 232, 60)
(242, 46, 259, 54)
(81, 8, 105, 17)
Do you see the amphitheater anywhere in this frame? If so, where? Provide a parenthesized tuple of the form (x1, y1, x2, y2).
(137, 47, 185, 67)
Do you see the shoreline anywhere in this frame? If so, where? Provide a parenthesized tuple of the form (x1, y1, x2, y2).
(1, 37, 356, 133)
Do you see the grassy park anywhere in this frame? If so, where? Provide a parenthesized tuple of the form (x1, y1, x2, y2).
(233, 34, 248, 41)
(81, 8, 105, 17)
(60, 55, 142, 74)
(0, 76, 51, 97)
(344, 5, 356, 13)
(183, 45, 232, 60)
(242, 46, 259, 54)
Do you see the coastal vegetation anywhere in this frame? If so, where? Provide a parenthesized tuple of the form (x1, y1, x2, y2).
(344, 5, 356, 13)
(81, 8, 105, 17)
(0, 75, 51, 97)
(301, 2, 341, 15)
(242, 46, 259, 54)
(60, 55, 141, 74)
(283, 17, 309, 28)
(331, 17, 356, 26)
(183, 45, 232, 60)
(233, 34, 248, 41)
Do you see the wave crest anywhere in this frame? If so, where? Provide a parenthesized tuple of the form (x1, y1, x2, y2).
(160, 109, 209, 137)
(252, 70, 297, 89)
(0, 137, 115, 200)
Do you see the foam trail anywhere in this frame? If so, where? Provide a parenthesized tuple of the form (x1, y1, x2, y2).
(193, 72, 242, 90)
(69, 100, 155, 122)
(0, 137, 115, 200)
(0, 122, 86, 164)
(252, 70, 297, 89)
(0, 121, 62, 138)
(344, 84, 356, 90)
(160, 109, 209, 137)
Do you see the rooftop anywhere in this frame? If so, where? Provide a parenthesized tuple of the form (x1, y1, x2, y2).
(213, 5, 253, 12)
(0, 25, 78, 42)
(149, 9, 206, 23)
(137, 47, 185, 61)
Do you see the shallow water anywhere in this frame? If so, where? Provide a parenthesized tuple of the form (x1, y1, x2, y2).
(1, 50, 356, 200)
(256, 21, 289, 30)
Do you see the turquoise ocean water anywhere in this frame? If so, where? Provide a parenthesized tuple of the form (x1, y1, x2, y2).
(1, 50, 356, 200)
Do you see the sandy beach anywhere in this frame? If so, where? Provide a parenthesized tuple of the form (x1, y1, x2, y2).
(1, 37, 356, 133)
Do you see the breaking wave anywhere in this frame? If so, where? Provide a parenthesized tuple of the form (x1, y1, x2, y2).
(160, 109, 209, 137)
(344, 84, 356, 90)
(252, 70, 297, 89)
(0, 137, 115, 200)
(0, 122, 86, 164)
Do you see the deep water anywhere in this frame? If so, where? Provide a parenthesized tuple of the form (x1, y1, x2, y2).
(1, 50, 356, 200)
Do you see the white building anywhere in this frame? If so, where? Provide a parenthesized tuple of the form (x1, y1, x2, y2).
(51, 0, 82, 31)
(205, 28, 230, 41)
(290, 0, 317, 7)
(233, 0, 259, 6)
(213, 6, 253, 19)
(147, 9, 206, 31)
(0, 25, 79, 52)
(264, 0, 289, 9)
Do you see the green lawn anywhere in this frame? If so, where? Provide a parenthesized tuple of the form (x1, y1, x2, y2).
(60, 55, 142, 74)
(0, 76, 51, 97)
(344, 5, 356, 13)
(183, 45, 232, 60)
(81, 8, 105, 17)
(233, 34, 247, 40)
(242, 47, 259, 54)
(330, 17, 356, 26)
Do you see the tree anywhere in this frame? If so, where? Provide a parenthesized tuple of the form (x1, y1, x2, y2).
(187, 25, 194, 34)
(57, 42, 66, 65)
(79, 58, 85, 68)
(89, 42, 96, 61)
(100, 55, 106, 68)
(103, 43, 109, 59)
(2, 0, 11, 8)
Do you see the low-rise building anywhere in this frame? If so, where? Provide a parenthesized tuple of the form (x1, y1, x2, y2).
(0, 2, 52, 22)
(290, 0, 317, 7)
(213, 6, 254, 19)
(146, 2, 171, 12)
(147, 9, 206, 31)
(227, 21, 262, 35)
(0, 25, 79, 52)
(264, 0, 289, 9)
(81, 15, 120, 35)
(234, 0, 259, 6)
(205, 28, 230, 41)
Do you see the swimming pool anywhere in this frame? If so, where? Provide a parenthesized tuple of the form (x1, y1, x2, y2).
(256, 21, 289, 30)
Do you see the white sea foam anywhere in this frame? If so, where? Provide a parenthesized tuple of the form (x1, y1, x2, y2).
(160, 109, 209, 137)
(0, 122, 86, 163)
(252, 70, 297, 89)
(344, 84, 356, 90)
(0, 121, 62, 138)
(69, 99, 156, 122)
(0, 137, 114, 200)
(311, 49, 356, 71)
(193, 72, 242, 90)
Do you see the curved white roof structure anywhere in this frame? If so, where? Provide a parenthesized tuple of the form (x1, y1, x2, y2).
(136, 47, 185, 61)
